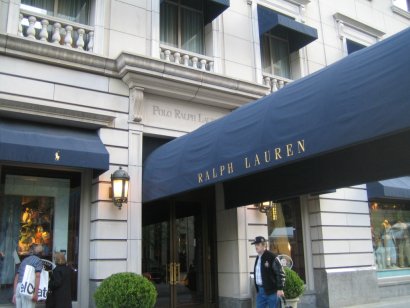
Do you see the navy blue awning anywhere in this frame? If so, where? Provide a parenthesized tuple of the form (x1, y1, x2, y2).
(257, 5, 318, 53)
(367, 177, 410, 200)
(205, 0, 230, 25)
(143, 27, 410, 207)
(0, 119, 109, 177)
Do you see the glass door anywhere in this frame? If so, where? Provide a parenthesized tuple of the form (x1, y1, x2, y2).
(142, 201, 208, 308)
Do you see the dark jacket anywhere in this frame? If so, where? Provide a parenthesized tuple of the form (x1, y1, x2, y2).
(253, 250, 285, 295)
(45, 264, 72, 308)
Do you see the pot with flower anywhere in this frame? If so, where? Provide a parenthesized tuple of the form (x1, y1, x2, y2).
(283, 267, 305, 308)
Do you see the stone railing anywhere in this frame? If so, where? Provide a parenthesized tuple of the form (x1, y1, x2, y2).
(160, 45, 214, 72)
(19, 8, 94, 52)
(263, 73, 292, 92)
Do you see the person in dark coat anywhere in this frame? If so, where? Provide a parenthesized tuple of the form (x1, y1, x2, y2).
(252, 236, 285, 308)
(46, 252, 72, 308)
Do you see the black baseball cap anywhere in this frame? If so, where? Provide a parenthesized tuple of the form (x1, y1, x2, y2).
(251, 236, 266, 245)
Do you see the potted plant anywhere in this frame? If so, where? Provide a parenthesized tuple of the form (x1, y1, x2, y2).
(94, 272, 157, 308)
(283, 267, 305, 308)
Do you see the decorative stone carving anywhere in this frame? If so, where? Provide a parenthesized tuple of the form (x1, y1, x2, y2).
(27, 16, 36, 39)
(64, 25, 73, 47)
(77, 28, 85, 50)
(130, 87, 144, 122)
(40, 19, 49, 41)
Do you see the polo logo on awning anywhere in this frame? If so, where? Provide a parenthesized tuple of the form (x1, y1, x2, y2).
(197, 139, 305, 184)
(55, 151, 61, 161)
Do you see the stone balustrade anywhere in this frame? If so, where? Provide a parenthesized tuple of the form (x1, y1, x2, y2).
(19, 8, 94, 52)
(263, 74, 292, 92)
(160, 45, 214, 72)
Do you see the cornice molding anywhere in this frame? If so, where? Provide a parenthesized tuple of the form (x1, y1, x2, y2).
(117, 52, 269, 109)
(0, 33, 269, 113)
(0, 93, 115, 128)
(333, 13, 385, 38)
(391, 5, 410, 20)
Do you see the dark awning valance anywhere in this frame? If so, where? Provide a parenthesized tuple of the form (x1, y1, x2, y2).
(205, 0, 230, 25)
(257, 5, 318, 53)
(143, 27, 410, 207)
(0, 119, 109, 177)
(367, 177, 410, 200)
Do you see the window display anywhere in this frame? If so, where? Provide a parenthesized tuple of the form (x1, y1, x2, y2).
(370, 201, 410, 273)
(0, 166, 81, 305)
(18, 197, 54, 257)
(266, 198, 305, 282)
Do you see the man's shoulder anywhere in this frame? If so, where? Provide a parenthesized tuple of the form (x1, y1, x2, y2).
(263, 250, 276, 259)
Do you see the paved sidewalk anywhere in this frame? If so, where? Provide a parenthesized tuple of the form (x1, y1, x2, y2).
(345, 295, 410, 307)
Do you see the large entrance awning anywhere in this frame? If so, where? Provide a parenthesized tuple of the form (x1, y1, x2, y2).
(0, 119, 109, 177)
(143, 27, 410, 207)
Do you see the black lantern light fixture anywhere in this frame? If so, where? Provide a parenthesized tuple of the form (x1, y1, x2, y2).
(255, 201, 273, 214)
(111, 167, 130, 209)
(255, 201, 279, 220)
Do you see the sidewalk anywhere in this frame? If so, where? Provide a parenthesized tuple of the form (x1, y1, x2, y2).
(345, 295, 410, 308)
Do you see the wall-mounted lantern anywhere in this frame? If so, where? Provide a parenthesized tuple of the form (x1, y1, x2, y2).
(111, 167, 130, 209)
(255, 201, 279, 220)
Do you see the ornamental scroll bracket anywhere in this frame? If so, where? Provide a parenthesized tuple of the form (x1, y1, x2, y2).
(129, 87, 144, 122)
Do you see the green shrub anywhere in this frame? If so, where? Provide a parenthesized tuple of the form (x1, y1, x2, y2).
(283, 267, 305, 299)
(94, 272, 157, 308)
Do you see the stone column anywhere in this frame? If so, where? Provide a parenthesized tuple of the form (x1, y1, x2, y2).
(216, 184, 252, 308)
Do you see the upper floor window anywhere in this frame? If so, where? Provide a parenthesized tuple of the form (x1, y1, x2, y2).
(261, 30, 291, 79)
(21, 0, 90, 25)
(393, 0, 410, 11)
(160, 0, 204, 54)
(258, 5, 318, 80)
(346, 39, 366, 55)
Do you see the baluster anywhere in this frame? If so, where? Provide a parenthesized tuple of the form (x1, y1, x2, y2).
(52, 23, 61, 44)
(174, 52, 181, 64)
(64, 25, 73, 47)
(272, 78, 278, 92)
(192, 57, 198, 69)
(27, 16, 37, 39)
(200, 59, 207, 71)
(164, 50, 171, 62)
(182, 55, 190, 66)
(76, 28, 85, 50)
(39, 19, 49, 41)
(18, 14, 23, 37)
(263, 76, 271, 90)
(209, 61, 214, 72)
(278, 80, 284, 89)
(87, 31, 94, 52)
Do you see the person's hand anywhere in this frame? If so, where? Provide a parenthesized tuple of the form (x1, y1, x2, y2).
(277, 290, 284, 297)
(32, 293, 38, 302)
(12, 294, 16, 304)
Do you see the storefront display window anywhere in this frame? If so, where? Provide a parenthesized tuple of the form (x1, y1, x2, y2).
(369, 201, 410, 276)
(367, 176, 410, 277)
(266, 198, 305, 281)
(0, 166, 81, 305)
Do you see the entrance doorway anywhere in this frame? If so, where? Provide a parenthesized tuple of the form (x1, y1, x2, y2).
(142, 198, 217, 308)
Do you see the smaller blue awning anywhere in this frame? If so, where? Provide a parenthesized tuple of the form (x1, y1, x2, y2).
(205, 0, 230, 25)
(0, 119, 109, 177)
(367, 177, 410, 200)
(257, 5, 318, 53)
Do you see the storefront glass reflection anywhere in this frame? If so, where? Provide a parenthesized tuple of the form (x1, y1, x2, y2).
(370, 201, 410, 272)
(266, 198, 305, 281)
(0, 166, 80, 305)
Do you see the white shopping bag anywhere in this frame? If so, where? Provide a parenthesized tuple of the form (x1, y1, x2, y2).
(20, 265, 35, 298)
(38, 269, 49, 301)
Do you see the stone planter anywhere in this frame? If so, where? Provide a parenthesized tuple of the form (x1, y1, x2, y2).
(285, 297, 299, 308)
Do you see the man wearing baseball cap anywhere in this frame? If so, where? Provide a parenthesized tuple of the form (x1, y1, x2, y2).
(252, 236, 285, 308)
